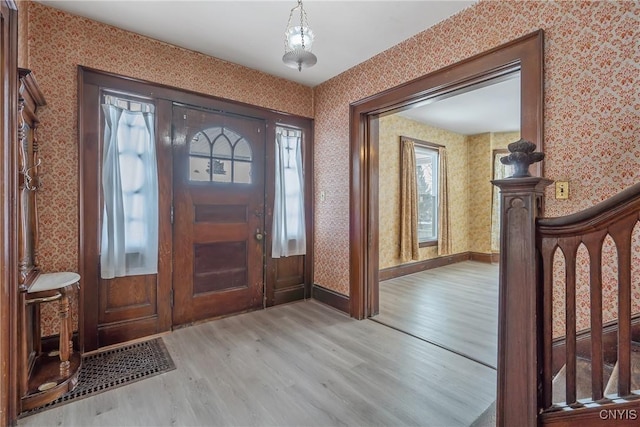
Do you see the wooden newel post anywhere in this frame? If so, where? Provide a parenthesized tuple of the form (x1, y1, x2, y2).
(492, 140, 552, 427)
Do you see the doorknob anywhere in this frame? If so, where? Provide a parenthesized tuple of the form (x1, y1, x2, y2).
(255, 228, 264, 241)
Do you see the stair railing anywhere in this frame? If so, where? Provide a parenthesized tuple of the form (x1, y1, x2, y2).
(493, 139, 640, 426)
(537, 181, 640, 424)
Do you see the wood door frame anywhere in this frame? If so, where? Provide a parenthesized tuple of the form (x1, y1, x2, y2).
(349, 30, 544, 319)
(1, 0, 19, 423)
(78, 67, 314, 349)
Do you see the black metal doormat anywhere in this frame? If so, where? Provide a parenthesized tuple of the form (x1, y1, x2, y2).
(20, 337, 176, 418)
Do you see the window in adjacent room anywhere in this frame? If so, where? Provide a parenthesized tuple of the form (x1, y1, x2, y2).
(414, 143, 439, 246)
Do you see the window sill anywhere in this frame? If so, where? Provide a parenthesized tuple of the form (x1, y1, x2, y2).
(419, 240, 438, 248)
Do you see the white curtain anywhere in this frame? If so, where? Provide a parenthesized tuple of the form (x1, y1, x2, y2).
(101, 97, 158, 278)
(272, 128, 306, 258)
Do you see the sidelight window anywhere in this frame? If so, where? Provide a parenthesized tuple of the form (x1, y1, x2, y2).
(100, 95, 158, 279)
(272, 126, 305, 258)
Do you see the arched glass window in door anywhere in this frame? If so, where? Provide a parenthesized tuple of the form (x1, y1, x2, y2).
(189, 126, 253, 184)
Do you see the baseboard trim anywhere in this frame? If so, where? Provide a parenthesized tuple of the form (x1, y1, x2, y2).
(379, 252, 470, 281)
(312, 284, 349, 314)
(273, 284, 306, 306)
(469, 252, 500, 264)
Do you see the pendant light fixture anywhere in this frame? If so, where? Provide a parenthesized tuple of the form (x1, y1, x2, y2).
(282, 0, 317, 72)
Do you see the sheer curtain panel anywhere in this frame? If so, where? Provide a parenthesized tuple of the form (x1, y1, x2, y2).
(100, 96, 158, 278)
(272, 127, 306, 258)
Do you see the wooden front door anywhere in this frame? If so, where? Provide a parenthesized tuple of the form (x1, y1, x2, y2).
(172, 106, 266, 326)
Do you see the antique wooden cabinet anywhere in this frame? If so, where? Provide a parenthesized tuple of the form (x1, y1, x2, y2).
(17, 69, 81, 412)
(17, 67, 44, 407)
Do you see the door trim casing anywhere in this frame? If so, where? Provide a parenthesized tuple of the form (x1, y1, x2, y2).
(1, 1, 19, 423)
(349, 30, 544, 319)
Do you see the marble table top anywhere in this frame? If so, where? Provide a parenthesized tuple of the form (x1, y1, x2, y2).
(29, 272, 80, 293)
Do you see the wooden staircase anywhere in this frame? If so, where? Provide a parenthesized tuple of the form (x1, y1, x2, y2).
(551, 342, 640, 406)
(552, 357, 614, 404)
(603, 344, 640, 396)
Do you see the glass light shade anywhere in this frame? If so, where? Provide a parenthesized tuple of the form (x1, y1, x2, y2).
(282, 49, 317, 71)
(286, 26, 314, 51)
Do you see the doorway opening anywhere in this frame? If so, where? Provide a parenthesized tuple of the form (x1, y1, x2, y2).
(372, 72, 521, 369)
(349, 30, 544, 322)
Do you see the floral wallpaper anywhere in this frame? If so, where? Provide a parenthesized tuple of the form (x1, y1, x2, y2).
(312, 0, 640, 333)
(22, 1, 313, 336)
(378, 115, 469, 270)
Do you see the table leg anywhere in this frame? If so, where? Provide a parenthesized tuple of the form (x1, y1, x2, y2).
(58, 291, 71, 377)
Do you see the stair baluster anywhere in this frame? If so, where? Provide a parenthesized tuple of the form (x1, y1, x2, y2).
(536, 181, 640, 425)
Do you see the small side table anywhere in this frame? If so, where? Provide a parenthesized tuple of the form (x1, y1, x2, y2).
(21, 272, 81, 411)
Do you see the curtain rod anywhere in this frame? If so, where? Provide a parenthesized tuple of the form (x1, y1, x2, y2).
(400, 135, 445, 149)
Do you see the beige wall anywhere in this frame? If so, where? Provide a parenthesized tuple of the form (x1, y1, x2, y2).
(491, 131, 521, 151)
(378, 115, 469, 269)
(467, 131, 521, 254)
(467, 133, 493, 254)
(313, 0, 639, 297)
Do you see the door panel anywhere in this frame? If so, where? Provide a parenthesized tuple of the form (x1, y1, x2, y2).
(172, 106, 265, 326)
(98, 274, 157, 324)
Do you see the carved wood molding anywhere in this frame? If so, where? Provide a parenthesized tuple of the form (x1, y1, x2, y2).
(16, 69, 46, 290)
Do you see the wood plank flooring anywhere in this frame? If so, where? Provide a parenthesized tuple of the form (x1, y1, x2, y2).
(376, 261, 499, 368)
(18, 300, 496, 427)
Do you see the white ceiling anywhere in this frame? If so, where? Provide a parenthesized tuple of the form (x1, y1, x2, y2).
(37, 0, 475, 87)
(35, 0, 519, 134)
(397, 75, 521, 135)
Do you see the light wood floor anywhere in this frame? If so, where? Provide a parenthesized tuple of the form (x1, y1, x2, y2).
(376, 261, 499, 368)
(19, 300, 496, 427)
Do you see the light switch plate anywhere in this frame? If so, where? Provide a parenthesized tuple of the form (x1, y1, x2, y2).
(556, 181, 569, 199)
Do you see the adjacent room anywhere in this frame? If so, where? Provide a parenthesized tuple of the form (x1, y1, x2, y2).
(374, 74, 520, 369)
